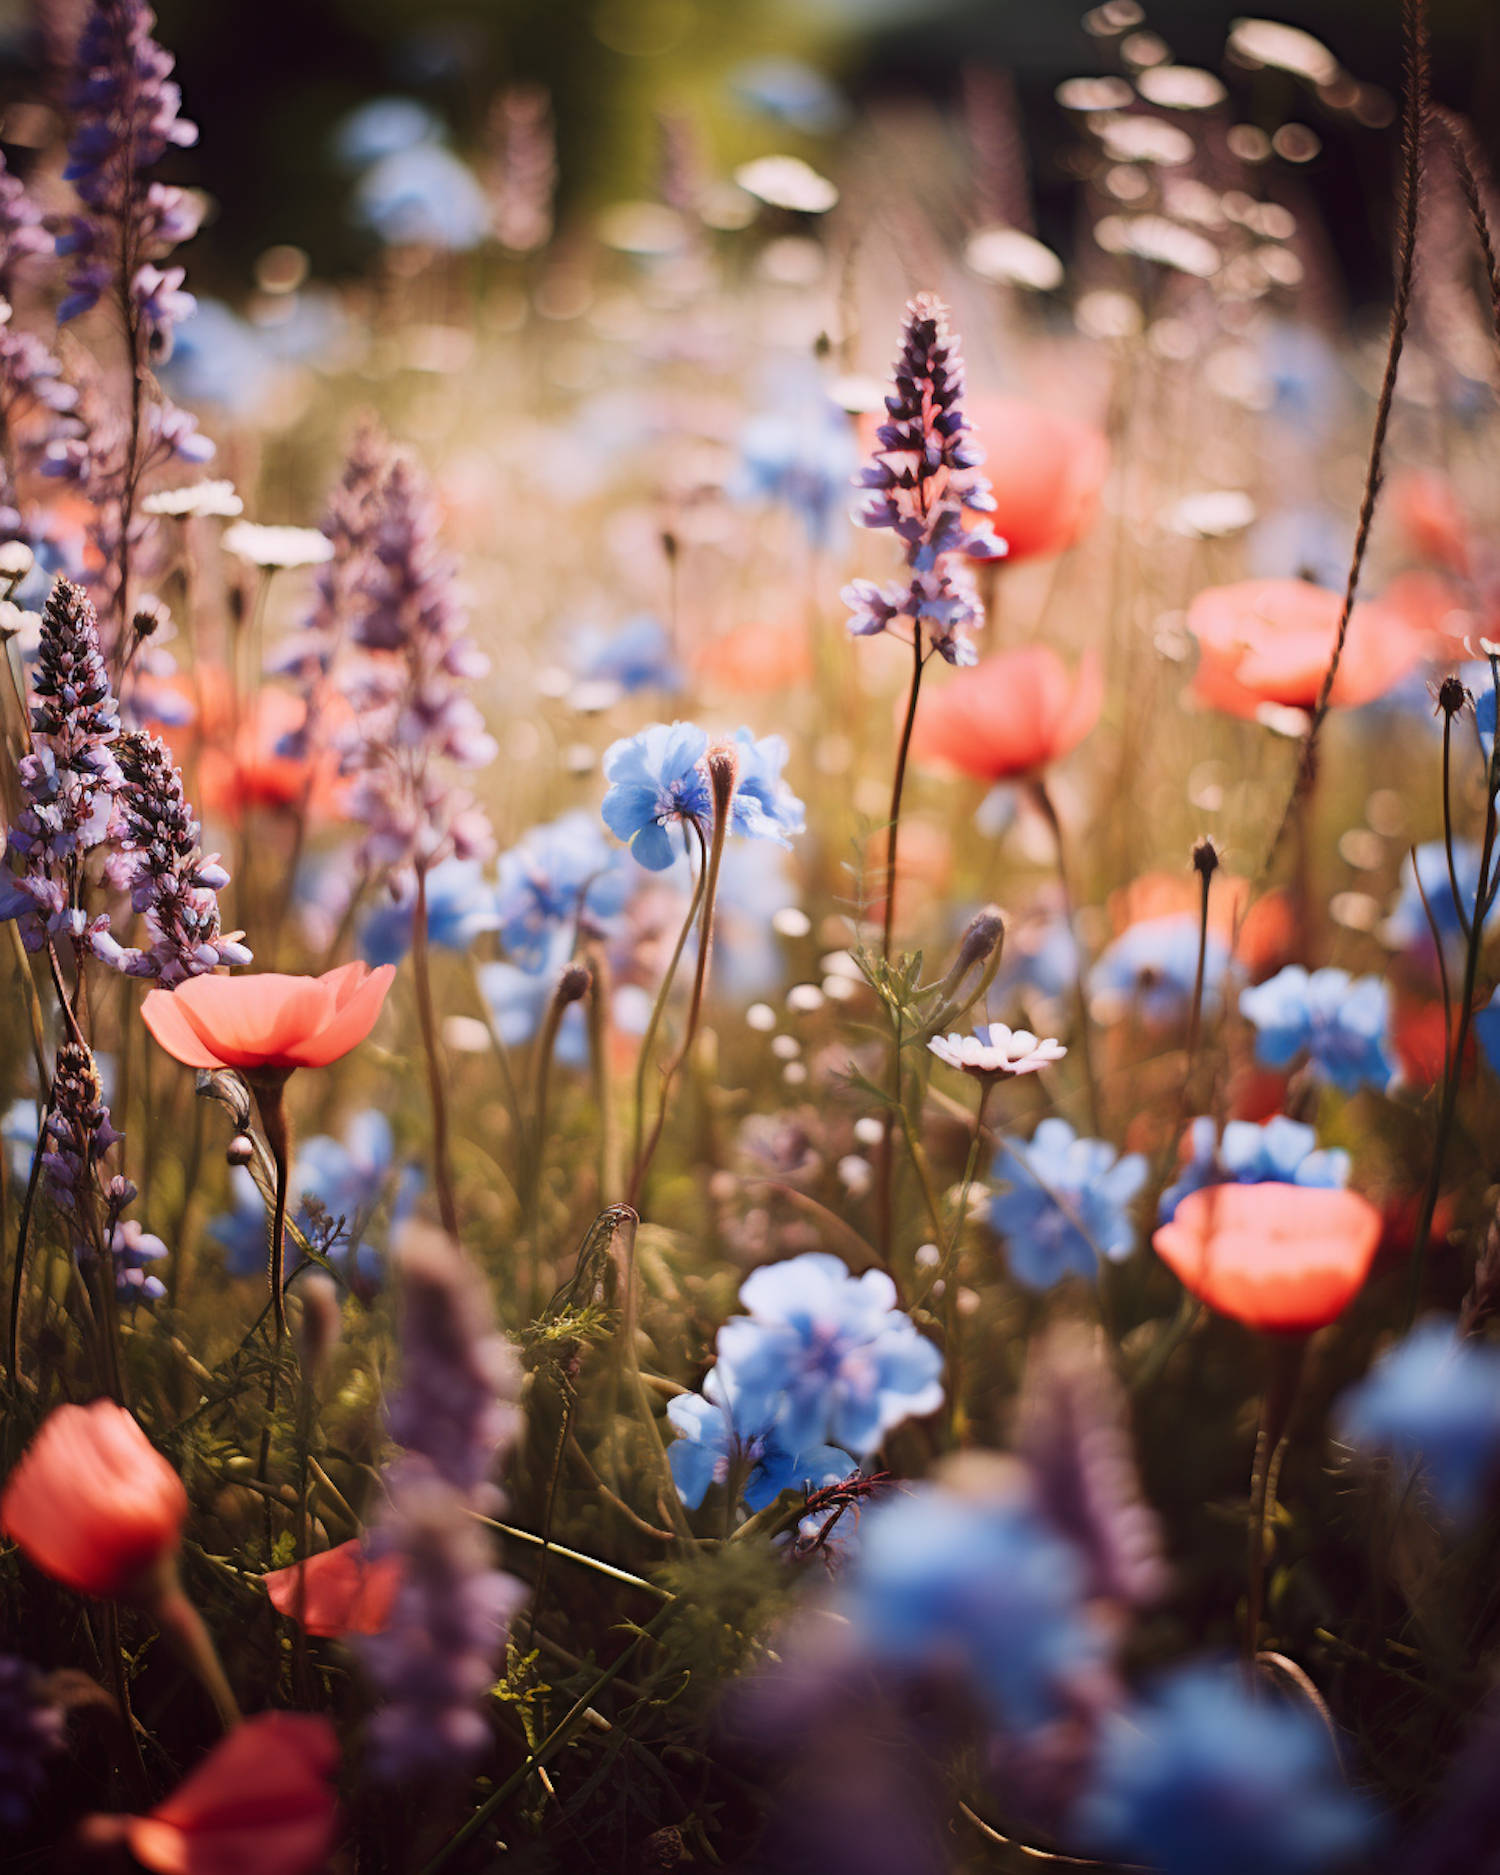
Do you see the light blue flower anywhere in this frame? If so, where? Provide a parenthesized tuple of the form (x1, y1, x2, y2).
(1159, 1115, 1350, 1223)
(1088, 916, 1230, 1027)
(732, 396, 859, 548)
(494, 811, 628, 972)
(1475, 986, 1500, 1077)
(996, 906, 1080, 1004)
(112, 1220, 168, 1303)
(600, 721, 805, 872)
(666, 1368, 853, 1512)
(714, 1252, 943, 1458)
(330, 97, 445, 170)
(728, 57, 849, 135)
(571, 616, 682, 697)
(1248, 506, 1350, 590)
(477, 934, 590, 1066)
(1384, 840, 1488, 975)
(990, 1118, 1147, 1291)
(352, 145, 490, 250)
(2, 1098, 40, 1182)
(1239, 965, 1397, 1094)
(358, 858, 500, 968)
(1337, 1317, 1500, 1523)
(161, 298, 276, 415)
(842, 1483, 1105, 1733)
(1077, 1660, 1380, 1875)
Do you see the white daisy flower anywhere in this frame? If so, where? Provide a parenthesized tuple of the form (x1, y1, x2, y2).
(142, 479, 244, 519)
(222, 521, 334, 569)
(928, 1024, 1067, 1079)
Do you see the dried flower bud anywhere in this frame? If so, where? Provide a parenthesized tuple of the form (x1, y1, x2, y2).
(1435, 674, 1472, 720)
(706, 741, 741, 824)
(226, 1133, 255, 1168)
(131, 605, 162, 641)
(936, 904, 1006, 1001)
(557, 962, 592, 1005)
(1191, 836, 1220, 878)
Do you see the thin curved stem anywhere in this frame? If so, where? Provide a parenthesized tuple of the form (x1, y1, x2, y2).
(412, 862, 460, 1239)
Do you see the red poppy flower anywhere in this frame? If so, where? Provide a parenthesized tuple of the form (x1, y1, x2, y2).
(263, 1540, 403, 1638)
(1380, 569, 1477, 657)
(965, 396, 1110, 562)
(79, 1712, 340, 1875)
(1153, 1182, 1383, 1334)
(909, 645, 1103, 781)
(150, 665, 350, 823)
(1185, 579, 1426, 719)
(141, 963, 395, 1075)
(1389, 468, 1470, 576)
(1, 1400, 187, 1600)
(695, 621, 814, 692)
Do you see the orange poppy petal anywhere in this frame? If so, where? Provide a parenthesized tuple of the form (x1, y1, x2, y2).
(141, 989, 230, 1071)
(287, 963, 395, 1068)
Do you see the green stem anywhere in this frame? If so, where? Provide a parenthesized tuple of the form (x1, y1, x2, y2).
(412, 863, 461, 1239)
(628, 829, 707, 1186)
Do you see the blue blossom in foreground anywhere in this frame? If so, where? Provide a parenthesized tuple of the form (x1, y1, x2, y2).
(0, 1654, 63, 1829)
(1239, 965, 1397, 1094)
(1336, 1318, 1500, 1523)
(841, 1481, 1104, 1734)
(1088, 916, 1230, 1028)
(714, 1252, 943, 1457)
(1384, 840, 1488, 973)
(1159, 1116, 1350, 1223)
(666, 1369, 853, 1512)
(494, 810, 627, 971)
(601, 721, 805, 871)
(359, 857, 499, 968)
(990, 1119, 1147, 1292)
(1077, 1661, 1379, 1875)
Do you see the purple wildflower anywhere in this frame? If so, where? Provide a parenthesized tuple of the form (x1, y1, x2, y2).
(0, 1655, 63, 1830)
(60, 0, 201, 356)
(842, 293, 1005, 668)
(0, 578, 121, 953)
(91, 730, 250, 983)
(485, 85, 556, 254)
(39, 1040, 121, 1219)
(360, 1225, 526, 1778)
(340, 449, 497, 887)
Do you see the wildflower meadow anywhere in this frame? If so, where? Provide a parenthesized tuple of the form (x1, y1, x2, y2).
(5, 0, 1500, 1869)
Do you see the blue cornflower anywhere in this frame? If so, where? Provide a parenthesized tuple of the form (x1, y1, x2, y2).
(990, 1118, 1147, 1291)
(1088, 916, 1230, 1027)
(359, 858, 501, 968)
(732, 396, 859, 548)
(2, 1098, 39, 1182)
(352, 145, 490, 250)
(666, 1368, 853, 1512)
(1337, 1318, 1500, 1523)
(331, 97, 445, 170)
(1077, 1660, 1380, 1875)
(714, 1252, 943, 1458)
(571, 616, 682, 699)
(494, 810, 627, 972)
(1159, 1115, 1350, 1223)
(1384, 840, 1489, 974)
(477, 933, 590, 1066)
(600, 721, 805, 872)
(1239, 965, 1397, 1094)
(842, 1482, 1105, 1734)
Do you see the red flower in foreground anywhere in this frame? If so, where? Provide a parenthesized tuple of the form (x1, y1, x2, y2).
(1185, 579, 1425, 719)
(142, 963, 395, 1075)
(1, 1400, 187, 1600)
(264, 1540, 403, 1638)
(1153, 1183, 1383, 1335)
(965, 396, 1110, 562)
(909, 645, 1103, 781)
(79, 1712, 339, 1875)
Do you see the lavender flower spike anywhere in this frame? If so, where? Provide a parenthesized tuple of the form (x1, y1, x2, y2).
(0, 579, 121, 952)
(842, 293, 1005, 668)
(0, 1655, 64, 1830)
(360, 1224, 526, 1778)
(92, 731, 251, 983)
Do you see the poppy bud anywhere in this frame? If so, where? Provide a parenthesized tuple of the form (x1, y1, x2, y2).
(226, 1133, 255, 1167)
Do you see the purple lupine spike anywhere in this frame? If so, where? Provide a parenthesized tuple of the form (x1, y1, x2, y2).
(61, 0, 200, 357)
(1012, 1322, 1167, 1610)
(0, 150, 78, 535)
(359, 1224, 525, 1778)
(485, 85, 556, 254)
(92, 730, 251, 983)
(0, 578, 122, 952)
(0, 1655, 64, 1830)
(339, 449, 497, 887)
(841, 293, 1005, 667)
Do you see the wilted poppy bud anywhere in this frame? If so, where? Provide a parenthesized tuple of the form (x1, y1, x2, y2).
(226, 1133, 255, 1168)
(1, 1401, 188, 1600)
(706, 741, 741, 823)
(557, 962, 592, 1005)
(936, 904, 1006, 1001)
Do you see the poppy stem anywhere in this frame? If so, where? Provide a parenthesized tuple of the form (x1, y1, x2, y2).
(251, 1075, 293, 1345)
(1245, 1334, 1307, 1657)
(1031, 778, 1102, 1136)
(148, 1565, 242, 1733)
(412, 861, 461, 1240)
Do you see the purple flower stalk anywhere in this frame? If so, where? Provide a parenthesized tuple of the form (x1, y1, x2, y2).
(0, 1655, 63, 1830)
(60, 0, 201, 355)
(91, 730, 250, 983)
(0, 578, 121, 952)
(360, 1225, 525, 1778)
(340, 449, 497, 886)
(842, 293, 1004, 667)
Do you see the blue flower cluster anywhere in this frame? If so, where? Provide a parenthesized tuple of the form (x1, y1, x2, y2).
(1337, 1318, 1500, 1523)
(1384, 839, 1489, 975)
(359, 857, 500, 970)
(601, 722, 805, 872)
(665, 1253, 942, 1515)
(1239, 965, 1397, 1094)
(1159, 1115, 1350, 1223)
(1088, 916, 1231, 1028)
(990, 1119, 1147, 1291)
(493, 810, 627, 970)
(1078, 1661, 1379, 1875)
